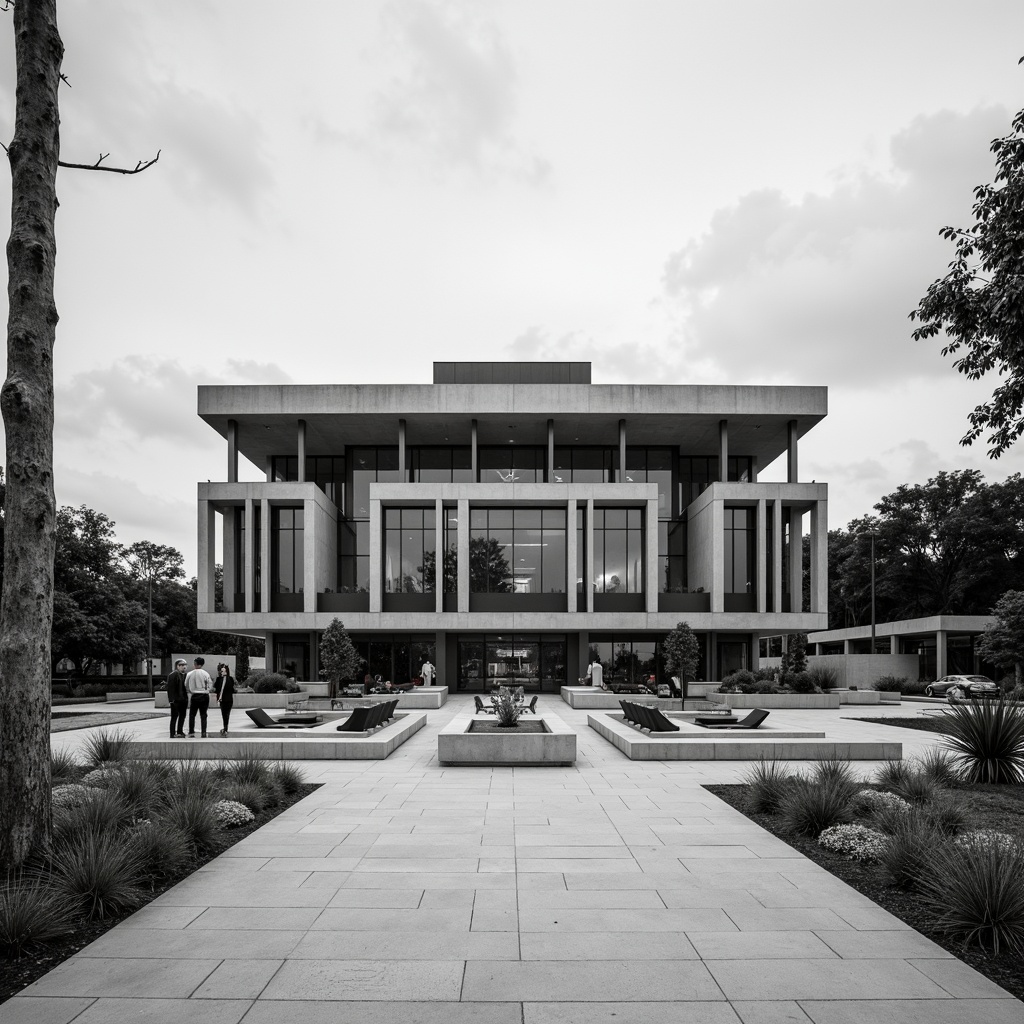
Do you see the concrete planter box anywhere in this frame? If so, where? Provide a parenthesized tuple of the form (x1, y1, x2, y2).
(711, 693, 841, 709)
(829, 688, 881, 705)
(438, 711, 576, 766)
(105, 692, 149, 703)
(154, 692, 306, 710)
(343, 687, 448, 710)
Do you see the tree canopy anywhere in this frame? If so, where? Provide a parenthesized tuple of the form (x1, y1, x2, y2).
(662, 621, 701, 699)
(977, 590, 1024, 687)
(910, 100, 1024, 458)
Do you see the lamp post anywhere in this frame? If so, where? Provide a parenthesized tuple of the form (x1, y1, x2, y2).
(864, 528, 879, 654)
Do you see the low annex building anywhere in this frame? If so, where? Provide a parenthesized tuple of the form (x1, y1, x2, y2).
(196, 362, 828, 690)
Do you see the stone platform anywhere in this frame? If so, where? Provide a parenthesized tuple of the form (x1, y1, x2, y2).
(438, 711, 576, 766)
(589, 712, 902, 761)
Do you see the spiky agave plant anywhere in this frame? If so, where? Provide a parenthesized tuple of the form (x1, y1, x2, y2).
(941, 699, 1024, 784)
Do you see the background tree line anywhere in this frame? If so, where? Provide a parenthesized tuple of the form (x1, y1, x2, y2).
(824, 469, 1024, 630)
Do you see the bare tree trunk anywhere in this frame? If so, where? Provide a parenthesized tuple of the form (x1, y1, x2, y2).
(0, 0, 63, 870)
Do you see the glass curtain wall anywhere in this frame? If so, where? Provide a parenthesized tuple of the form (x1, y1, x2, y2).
(350, 636, 436, 687)
(409, 447, 473, 483)
(456, 634, 567, 692)
(587, 637, 670, 688)
(678, 456, 754, 507)
(234, 508, 246, 606)
(469, 508, 566, 594)
(724, 507, 755, 595)
(478, 447, 544, 484)
(443, 506, 458, 594)
(271, 507, 304, 594)
(384, 507, 436, 593)
(551, 447, 614, 484)
(271, 455, 346, 507)
(593, 508, 643, 594)
(658, 520, 686, 593)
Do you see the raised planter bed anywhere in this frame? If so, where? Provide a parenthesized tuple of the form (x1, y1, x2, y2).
(336, 687, 448, 710)
(104, 692, 149, 703)
(710, 692, 841, 709)
(438, 710, 576, 766)
(154, 691, 307, 710)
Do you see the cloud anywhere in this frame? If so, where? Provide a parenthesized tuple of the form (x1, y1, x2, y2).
(658, 106, 1013, 385)
(320, 0, 549, 183)
(55, 356, 292, 447)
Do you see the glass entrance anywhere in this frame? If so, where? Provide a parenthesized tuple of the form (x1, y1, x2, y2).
(717, 639, 749, 680)
(457, 635, 566, 692)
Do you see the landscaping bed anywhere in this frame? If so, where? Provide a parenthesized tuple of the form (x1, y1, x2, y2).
(704, 770, 1024, 995)
(50, 712, 165, 732)
(849, 715, 953, 735)
(0, 731, 320, 1005)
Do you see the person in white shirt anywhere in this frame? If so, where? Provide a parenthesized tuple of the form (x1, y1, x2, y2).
(185, 657, 214, 737)
(586, 658, 604, 689)
(420, 659, 435, 686)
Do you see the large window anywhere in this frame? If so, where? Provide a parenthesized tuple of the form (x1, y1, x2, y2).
(338, 519, 369, 593)
(271, 507, 304, 595)
(679, 456, 754, 507)
(588, 637, 667, 688)
(350, 447, 400, 518)
(350, 636, 436, 687)
(478, 446, 544, 484)
(658, 519, 686, 593)
(384, 507, 436, 593)
(576, 506, 585, 599)
(234, 508, 246, 600)
(456, 634, 566, 692)
(271, 455, 346, 507)
(593, 507, 643, 594)
(552, 447, 615, 484)
(469, 508, 566, 594)
(409, 447, 473, 483)
(443, 506, 458, 593)
(724, 506, 754, 594)
(624, 447, 674, 516)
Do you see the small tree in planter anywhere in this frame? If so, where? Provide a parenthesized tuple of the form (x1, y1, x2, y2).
(320, 618, 361, 699)
(663, 621, 701, 700)
(780, 632, 808, 688)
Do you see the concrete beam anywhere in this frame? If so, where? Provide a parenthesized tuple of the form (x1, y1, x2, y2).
(719, 419, 728, 481)
(787, 419, 798, 483)
(227, 419, 238, 483)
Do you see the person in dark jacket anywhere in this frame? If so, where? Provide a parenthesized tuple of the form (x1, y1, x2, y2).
(214, 662, 236, 736)
(166, 659, 189, 738)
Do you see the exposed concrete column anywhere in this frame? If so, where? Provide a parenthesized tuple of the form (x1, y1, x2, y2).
(435, 631, 447, 688)
(398, 419, 407, 483)
(435, 497, 444, 615)
(578, 633, 590, 682)
(890, 636, 899, 655)
(843, 639, 851, 655)
(264, 455, 273, 482)
(303, 497, 316, 614)
(309, 630, 319, 684)
(772, 500, 783, 614)
(297, 419, 306, 482)
(751, 455, 759, 483)
(227, 419, 238, 483)
(718, 419, 728, 481)
(787, 420, 798, 483)
(711, 500, 725, 613)
(260, 498, 271, 611)
(369, 497, 382, 614)
(586, 497, 595, 613)
(810, 498, 828, 613)
(645, 497, 659, 613)
(936, 630, 948, 679)
(788, 507, 803, 613)
(457, 498, 470, 614)
(618, 419, 626, 483)
(471, 420, 478, 481)
(223, 507, 237, 612)
(197, 500, 216, 615)
(244, 498, 255, 614)
(566, 498, 577, 610)
(547, 419, 555, 482)
(756, 498, 767, 613)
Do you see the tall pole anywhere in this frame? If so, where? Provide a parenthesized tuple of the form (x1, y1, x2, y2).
(870, 532, 876, 654)
(147, 573, 153, 697)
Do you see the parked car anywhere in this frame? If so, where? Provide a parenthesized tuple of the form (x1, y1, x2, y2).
(924, 675, 1000, 699)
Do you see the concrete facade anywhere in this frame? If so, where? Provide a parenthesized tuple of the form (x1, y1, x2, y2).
(196, 363, 829, 688)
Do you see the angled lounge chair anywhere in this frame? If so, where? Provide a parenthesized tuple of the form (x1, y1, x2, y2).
(474, 695, 487, 714)
(524, 696, 539, 714)
(364, 702, 387, 730)
(700, 709, 770, 730)
(619, 701, 641, 728)
(246, 708, 286, 730)
(633, 704, 658, 731)
(378, 699, 399, 725)
(644, 706, 680, 732)
(336, 706, 373, 732)
(695, 714, 739, 726)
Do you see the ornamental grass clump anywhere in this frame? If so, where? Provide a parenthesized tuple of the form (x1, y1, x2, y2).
(53, 788, 133, 844)
(0, 879, 73, 956)
(919, 835, 1024, 954)
(222, 780, 269, 814)
(873, 759, 912, 789)
(50, 748, 83, 785)
(213, 799, 256, 828)
(81, 728, 135, 769)
(809, 758, 858, 790)
(941, 699, 1024, 784)
(106, 761, 165, 819)
(50, 829, 147, 921)
(129, 820, 192, 887)
(818, 823, 887, 862)
(776, 776, 855, 837)
(891, 771, 938, 806)
(914, 747, 962, 788)
(878, 811, 945, 889)
(225, 749, 275, 789)
(271, 762, 305, 796)
(161, 791, 225, 857)
(923, 791, 970, 836)
(167, 759, 221, 802)
(741, 760, 794, 814)
(491, 687, 522, 728)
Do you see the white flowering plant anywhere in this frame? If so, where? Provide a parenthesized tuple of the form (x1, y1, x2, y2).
(51, 783, 92, 809)
(213, 799, 255, 828)
(818, 823, 887, 862)
(953, 829, 1017, 854)
(80, 765, 123, 788)
(854, 788, 910, 811)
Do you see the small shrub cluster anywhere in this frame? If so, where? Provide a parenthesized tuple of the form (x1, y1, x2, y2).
(253, 672, 292, 694)
(874, 675, 909, 692)
(0, 745, 307, 957)
(805, 665, 839, 691)
(818, 823, 887, 862)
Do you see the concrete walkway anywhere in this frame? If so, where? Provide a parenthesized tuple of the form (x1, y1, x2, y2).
(6, 698, 1020, 1023)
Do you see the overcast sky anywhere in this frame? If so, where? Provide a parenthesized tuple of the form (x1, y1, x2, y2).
(2, 1, 1024, 576)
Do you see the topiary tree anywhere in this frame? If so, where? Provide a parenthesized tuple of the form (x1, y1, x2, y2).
(234, 639, 250, 683)
(319, 618, 361, 699)
(663, 621, 700, 700)
(978, 590, 1024, 688)
(780, 632, 808, 687)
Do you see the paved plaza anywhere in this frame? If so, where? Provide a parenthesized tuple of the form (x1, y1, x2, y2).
(6, 698, 1021, 1023)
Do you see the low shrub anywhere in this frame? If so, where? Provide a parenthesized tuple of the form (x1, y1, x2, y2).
(81, 728, 135, 769)
(787, 670, 820, 694)
(852, 788, 910, 815)
(80, 765, 125, 788)
(0, 879, 73, 956)
(51, 784, 92, 811)
(491, 686, 522, 727)
(742, 760, 794, 814)
(271, 762, 305, 796)
(942, 699, 1024, 784)
(818, 823, 886, 862)
(722, 669, 756, 692)
(752, 667, 778, 683)
(161, 791, 225, 856)
(213, 798, 257, 827)
(777, 776, 855, 837)
(954, 830, 1017, 853)
(919, 836, 1024, 954)
(878, 812, 944, 889)
(253, 672, 290, 694)
(875, 675, 909, 693)
(50, 829, 147, 921)
(806, 665, 839, 691)
(50, 748, 83, 785)
(914, 748, 961, 788)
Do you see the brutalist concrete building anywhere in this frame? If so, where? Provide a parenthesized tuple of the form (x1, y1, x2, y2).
(196, 362, 828, 690)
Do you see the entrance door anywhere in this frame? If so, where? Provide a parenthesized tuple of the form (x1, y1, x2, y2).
(717, 640, 748, 680)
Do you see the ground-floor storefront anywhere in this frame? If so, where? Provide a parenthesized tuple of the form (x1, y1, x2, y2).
(265, 628, 759, 691)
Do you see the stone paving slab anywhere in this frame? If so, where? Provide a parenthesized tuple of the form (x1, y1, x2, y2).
(8, 696, 1016, 1022)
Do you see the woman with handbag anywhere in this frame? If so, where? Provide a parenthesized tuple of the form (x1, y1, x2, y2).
(215, 663, 237, 736)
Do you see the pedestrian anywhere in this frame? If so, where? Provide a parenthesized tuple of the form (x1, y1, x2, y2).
(185, 656, 214, 737)
(587, 658, 604, 690)
(166, 659, 189, 738)
(420, 658, 435, 686)
(215, 662, 236, 736)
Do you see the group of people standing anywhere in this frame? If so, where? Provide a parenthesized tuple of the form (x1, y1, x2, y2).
(164, 657, 237, 738)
